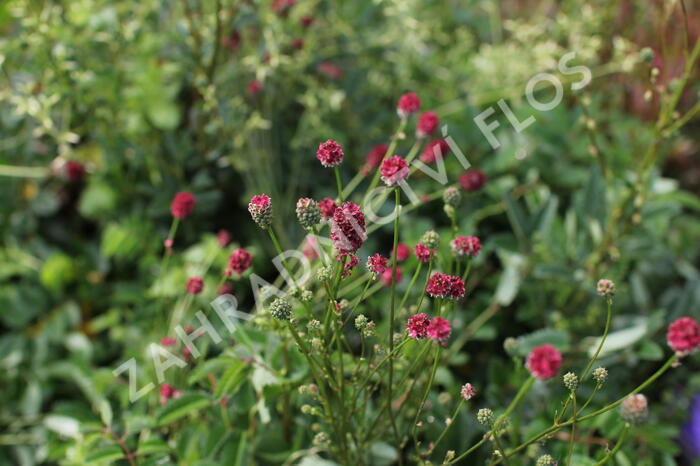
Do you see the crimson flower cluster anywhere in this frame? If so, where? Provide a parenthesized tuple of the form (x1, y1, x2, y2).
(248, 194, 273, 228)
(316, 139, 345, 168)
(406, 313, 452, 344)
(667, 317, 700, 356)
(366, 253, 389, 276)
(459, 169, 487, 192)
(330, 201, 366, 254)
(420, 139, 450, 164)
(414, 243, 434, 263)
(227, 248, 253, 275)
(186, 276, 204, 295)
(526, 344, 563, 380)
(364, 143, 389, 172)
(451, 236, 482, 259)
(426, 273, 466, 300)
(171, 191, 196, 220)
(416, 111, 440, 138)
(380, 155, 409, 186)
(397, 92, 421, 118)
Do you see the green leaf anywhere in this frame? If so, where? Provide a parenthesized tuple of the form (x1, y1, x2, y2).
(137, 438, 171, 455)
(156, 393, 211, 427)
(494, 250, 526, 305)
(515, 328, 570, 357)
(40, 253, 76, 292)
(85, 446, 125, 463)
(214, 360, 249, 399)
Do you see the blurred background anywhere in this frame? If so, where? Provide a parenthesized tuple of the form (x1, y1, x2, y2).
(1, 0, 700, 464)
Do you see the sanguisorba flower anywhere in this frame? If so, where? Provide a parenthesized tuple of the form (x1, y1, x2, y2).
(364, 143, 389, 172)
(160, 384, 182, 405)
(216, 229, 232, 247)
(420, 139, 450, 164)
(171, 191, 196, 220)
(330, 201, 366, 253)
(380, 155, 409, 186)
(451, 236, 481, 259)
(248, 194, 272, 229)
(526, 344, 563, 380)
(318, 197, 337, 219)
(338, 253, 359, 279)
(296, 197, 322, 229)
(426, 273, 466, 300)
(247, 80, 262, 96)
(397, 92, 421, 119)
(460, 383, 477, 401)
(597, 279, 616, 299)
(416, 111, 440, 138)
(316, 139, 345, 168)
(667, 317, 700, 356)
(459, 169, 486, 192)
(186, 276, 204, 295)
(414, 243, 434, 263)
(620, 394, 648, 425)
(367, 253, 389, 276)
(381, 267, 402, 287)
(407, 313, 430, 339)
(228, 248, 253, 275)
(427, 317, 452, 343)
(64, 160, 86, 183)
(394, 243, 410, 262)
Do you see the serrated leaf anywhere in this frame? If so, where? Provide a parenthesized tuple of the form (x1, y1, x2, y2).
(156, 393, 210, 427)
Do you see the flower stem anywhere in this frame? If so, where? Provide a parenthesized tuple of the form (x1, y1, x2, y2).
(388, 187, 401, 444)
(399, 261, 423, 311)
(432, 399, 465, 452)
(334, 166, 344, 203)
(596, 424, 629, 465)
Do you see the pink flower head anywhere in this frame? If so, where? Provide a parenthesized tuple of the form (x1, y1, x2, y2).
(303, 236, 319, 261)
(426, 273, 465, 300)
(394, 243, 410, 262)
(64, 160, 85, 182)
(217, 229, 232, 247)
(459, 169, 486, 192)
(247, 80, 262, 96)
(381, 267, 402, 287)
(316, 139, 345, 168)
(300, 15, 314, 28)
(228, 248, 253, 275)
(223, 30, 240, 50)
(171, 191, 196, 220)
(186, 276, 204, 295)
(367, 253, 389, 275)
(318, 197, 338, 219)
(427, 317, 452, 343)
(365, 143, 389, 171)
(451, 236, 481, 259)
(159, 384, 182, 405)
(248, 194, 272, 228)
(380, 155, 409, 186)
(161, 337, 177, 346)
(420, 139, 450, 164)
(414, 243, 434, 263)
(460, 383, 477, 401)
(318, 62, 343, 79)
(219, 282, 234, 295)
(397, 92, 421, 118)
(417, 111, 440, 138)
(406, 313, 430, 339)
(330, 201, 366, 253)
(338, 253, 359, 279)
(526, 344, 563, 380)
(667, 317, 700, 356)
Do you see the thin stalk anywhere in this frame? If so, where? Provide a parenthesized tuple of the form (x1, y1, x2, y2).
(387, 188, 401, 444)
(432, 399, 465, 452)
(361, 119, 407, 204)
(567, 394, 577, 464)
(334, 166, 344, 203)
(595, 424, 629, 465)
(399, 261, 423, 311)
(412, 347, 441, 442)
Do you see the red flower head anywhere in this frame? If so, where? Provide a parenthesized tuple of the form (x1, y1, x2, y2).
(217, 229, 232, 247)
(381, 267, 402, 287)
(318, 197, 338, 219)
(451, 236, 481, 259)
(247, 80, 262, 96)
(171, 191, 196, 220)
(219, 282, 234, 295)
(316, 139, 345, 168)
(414, 243, 434, 263)
(300, 15, 314, 28)
(366, 253, 389, 275)
(330, 201, 366, 253)
(417, 111, 440, 138)
(228, 248, 253, 275)
(338, 253, 359, 279)
(186, 276, 204, 295)
(380, 155, 409, 186)
(427, 317, 452, 344)
(159, 384, 182, 405)
(318, 62, 343, 79)
(224, 30, 240, 50)
(420, 139, 450, 164)
(407, 313, 430, 339)
(272, 0, 295, 16)
(248, 194, 272, 228)
(160, 337, 176, 346)
(291, 37, 304, 50)
(426, 273, 465, 300)
(459, 169, 487, 192)
(64, 160, 85, 183)
(397, 92, 421, 118)
(460, 383, 477, 401)
(303, 236, 319, 261)
(667, 317, 700, 356)
(393, 243, 410, 262)
(526, 344, 563, 380)
(364, 143, 389, 172)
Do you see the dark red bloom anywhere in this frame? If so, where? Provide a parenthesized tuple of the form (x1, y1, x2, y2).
(451, 236, 481, 259)
(272, 0, 295, 16)
(291, 37, 304, 50)
(64, 160, 85, 182)
(224, 30, 240, 50)
(381, 267, 402, 286)
(667, 317, 700, 356)
(186, 276, 204, 295)
(330, 201, 366, 253)
(171, 191, 196, 220)
(219, 282, 234, 295)
(426, 273, 465, 300)
(318, 197, 337, 219)
(459, 169, 486, 192)
(393, 243, 410, 262)
(160, 384, 182, 405)
(414, 243, 434, 263)
(407, 313, 430, 339)
(248, 80, 262, 96)
(367, 253, 389, 275)
(380, 155, 409, 186)
(338, 253, 359, 279)
(427, 317, 452, 343)
(217, 229, 232, 247)
(160, 337, 176, 346)
(420, 139, 450, 164)
(316, 139, 345, 168)
(300, 15, 314, 28)
(526, 344, 563, 380)
(397, 92, 421, 118)
(248, 194, 272, 228)
(318, 62, 343, 79)
(228, 248, 253, 275)
(417, 111, 440, 138)
(365, 143, 389, 170)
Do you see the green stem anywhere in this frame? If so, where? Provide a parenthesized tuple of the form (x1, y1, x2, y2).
(596, 424, 629, 465)
(334, 166, 344, 203)
(388, 188, 401, 444)
(432, 399, 465, 452)
(0, 164, 50, 178)
(412, 347, 441, 442)
(567, 394, 577, 464)
(399, 261, 423, 311)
